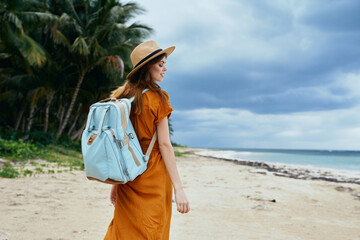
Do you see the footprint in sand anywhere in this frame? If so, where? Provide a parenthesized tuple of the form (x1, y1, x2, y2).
(246, 195, 277, 203)
(252, 204, 272, 211)
(9, 201, 22, 206)
(34, 194, 49, 198)
(335, 186, 353, 192)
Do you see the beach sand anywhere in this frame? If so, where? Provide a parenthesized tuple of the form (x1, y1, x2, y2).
(1, 150, 360, 240)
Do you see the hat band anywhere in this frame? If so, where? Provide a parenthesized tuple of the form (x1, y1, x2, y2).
(134, 49, 163, 68)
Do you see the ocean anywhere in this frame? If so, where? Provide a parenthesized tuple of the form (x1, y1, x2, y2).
(198, 148, 360, 172)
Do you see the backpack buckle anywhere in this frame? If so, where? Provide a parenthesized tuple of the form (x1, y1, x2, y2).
(128, 133, 134, 139)
(117, 140, 123, 149)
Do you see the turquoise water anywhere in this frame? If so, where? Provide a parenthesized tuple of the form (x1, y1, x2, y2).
(215, 148, 360, 171)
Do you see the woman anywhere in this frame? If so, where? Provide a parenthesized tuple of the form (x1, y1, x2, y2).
(104, 40, 190, 240)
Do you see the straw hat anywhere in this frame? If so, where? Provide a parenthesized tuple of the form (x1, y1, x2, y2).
(127, 40, 175, 79)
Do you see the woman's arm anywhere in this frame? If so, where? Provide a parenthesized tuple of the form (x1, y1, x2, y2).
(157, 117, 190, 214)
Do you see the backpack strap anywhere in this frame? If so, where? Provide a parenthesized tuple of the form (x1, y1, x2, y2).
(139, 88, 157, 158)
(145, 131, 158, 157)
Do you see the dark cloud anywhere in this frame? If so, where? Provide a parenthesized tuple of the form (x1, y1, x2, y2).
(301, 1, 360, 32)
(163, 55, 359, 114)
(159, 0, 360, 114)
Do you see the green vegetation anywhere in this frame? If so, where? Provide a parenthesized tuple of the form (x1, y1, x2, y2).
(0, 137, 48, 161)
(0, 136, 84, 178)
(172, 142, 188, 148)
(0, 0, 151, 141)
(22, 169, 33, 176)
(174, 151, 188, 157)
(174, 151, 182, 157)
(0, 162, 20, 178)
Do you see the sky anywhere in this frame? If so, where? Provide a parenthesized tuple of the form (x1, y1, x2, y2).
(132, 0, 360, 150)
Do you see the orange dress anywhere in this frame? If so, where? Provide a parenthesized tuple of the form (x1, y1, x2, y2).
(104, 90, 173, 240)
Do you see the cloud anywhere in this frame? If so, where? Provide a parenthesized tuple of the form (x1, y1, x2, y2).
(138, 0, 359, 72)
(137, 0, 298, 70)
(300, 0, 360, 32)
(163, 68, 360, 114)
(171, 106, 360, 150)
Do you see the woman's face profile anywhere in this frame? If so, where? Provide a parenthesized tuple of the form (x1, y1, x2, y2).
(148, 56, 167, 82)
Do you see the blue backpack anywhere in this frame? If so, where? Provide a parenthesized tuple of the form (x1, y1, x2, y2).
(81, 89, 157, 184)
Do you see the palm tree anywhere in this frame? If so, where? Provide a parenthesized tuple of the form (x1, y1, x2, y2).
(49, 0, 152, 137)
(0, 0, 152, 140)
(0, 0, 59, 134)
(0, 0, 58, 67)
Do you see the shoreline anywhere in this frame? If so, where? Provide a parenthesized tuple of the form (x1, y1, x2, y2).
(188, 148, 360, 185)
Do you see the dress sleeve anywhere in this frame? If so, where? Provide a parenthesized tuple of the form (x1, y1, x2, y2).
(152, 95, 173, 125)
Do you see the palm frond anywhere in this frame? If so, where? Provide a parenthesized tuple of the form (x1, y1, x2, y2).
(107, 5, 124, 23)
(96, 55, 124, 78)
(59, 13, 83, 34)
(122, 2, 146, 21)
(0, 52, 11, 59)
(29, 86, 48, 105)
(50, 27, 71, 47)
(17, 33, 47, 66)
(3, 12, 24, 35)
(63, 0, 83, 27)
(126, 22, 153, 33)
(123, 22, 153, 41)
(71, 36, 90, 56)
(91, 39, 107, 57)
(18, 11, 59, 26)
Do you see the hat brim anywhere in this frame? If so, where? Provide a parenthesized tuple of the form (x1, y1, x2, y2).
(126, 46, 175, 80)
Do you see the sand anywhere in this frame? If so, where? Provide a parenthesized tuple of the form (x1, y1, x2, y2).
(1, 151, 360, 240)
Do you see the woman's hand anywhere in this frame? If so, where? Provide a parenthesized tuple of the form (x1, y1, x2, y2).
(110, 185, 117, 206)
(174, 188, 190, 214)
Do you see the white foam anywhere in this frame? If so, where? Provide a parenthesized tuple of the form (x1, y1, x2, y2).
(195, 149, 360, 179)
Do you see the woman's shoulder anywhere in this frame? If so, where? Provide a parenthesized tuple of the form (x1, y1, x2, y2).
(143, 90, 171, 112)
(143, 90, 173, 122)
(144, 89, 169, 102)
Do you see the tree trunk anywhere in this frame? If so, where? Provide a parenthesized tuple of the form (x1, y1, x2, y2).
(14, 107, 25, 131)
(57, 104, 65, 129)
(57, 69, 86, 137)
(43, 94, 54, 132)
(26, 105, 36, 132)
(67, 103, 82, 136)
(21, 117, 25, 132)
(23, 105, 36, 140)
(71, 119, 86, 141)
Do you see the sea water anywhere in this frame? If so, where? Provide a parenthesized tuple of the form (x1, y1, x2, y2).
(202, 148, 360, 172)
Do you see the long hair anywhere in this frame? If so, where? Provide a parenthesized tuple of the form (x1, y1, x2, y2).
(110, 53, 169, 115)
